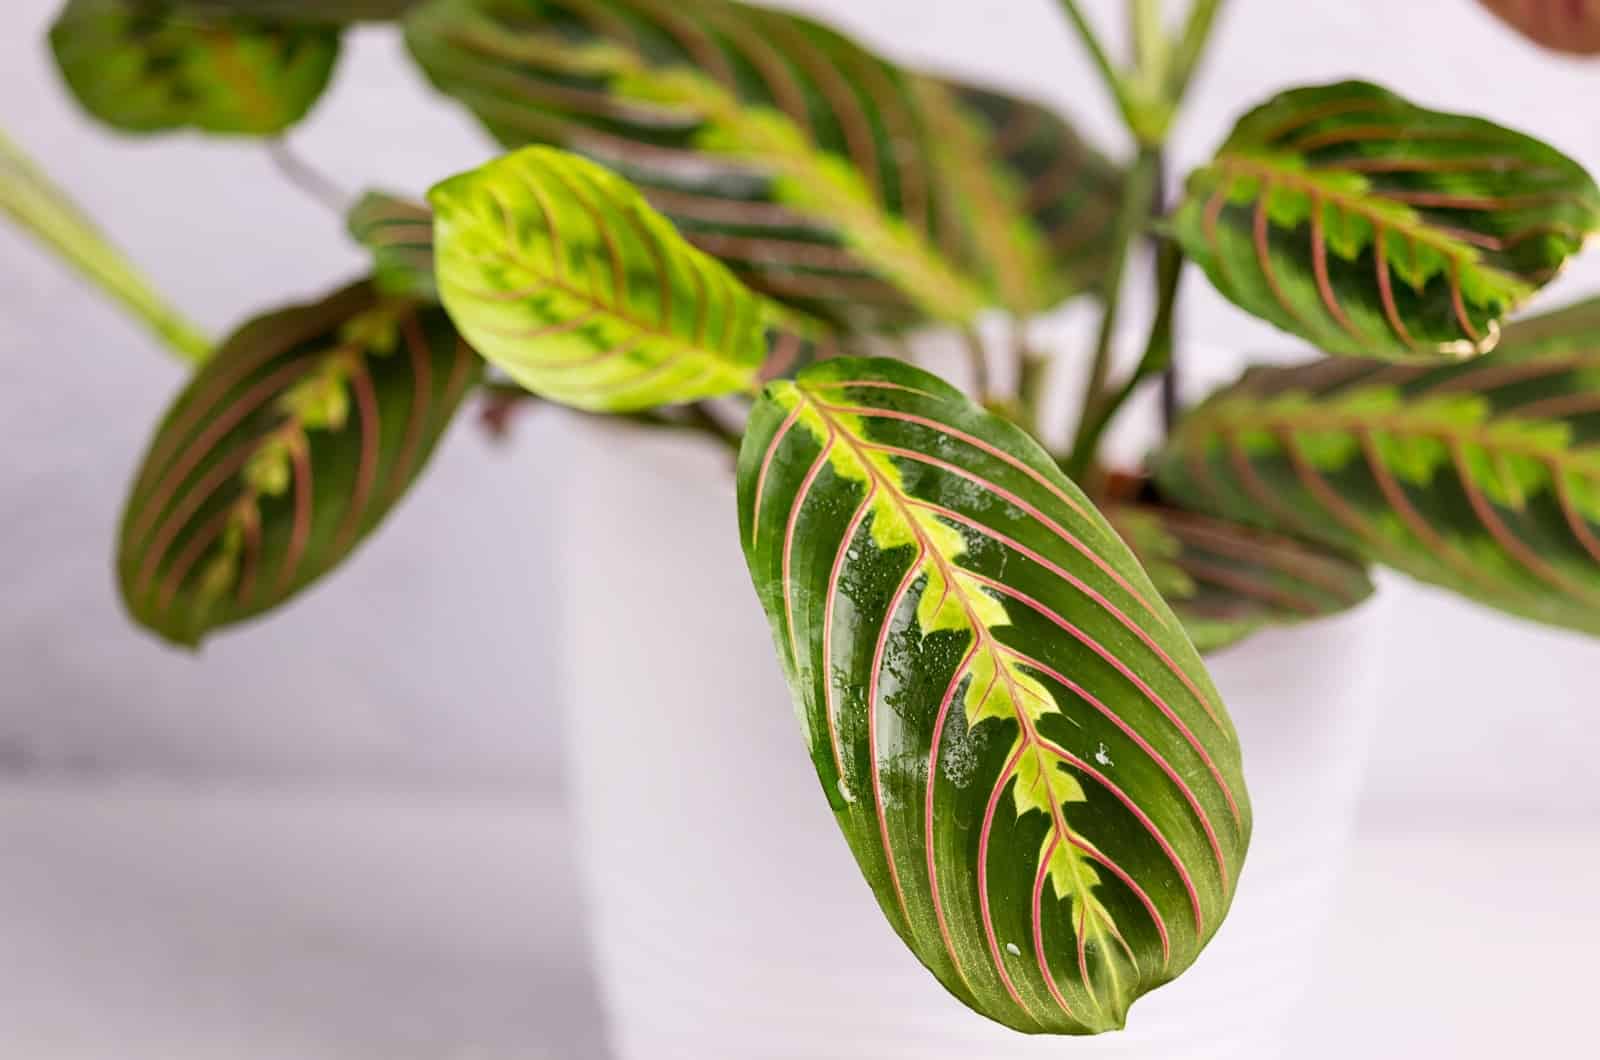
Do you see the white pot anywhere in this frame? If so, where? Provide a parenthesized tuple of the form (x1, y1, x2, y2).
(554, 418, 1386, 1060)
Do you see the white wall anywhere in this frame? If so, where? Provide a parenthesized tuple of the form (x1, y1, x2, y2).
(4, 0, 1599, 820)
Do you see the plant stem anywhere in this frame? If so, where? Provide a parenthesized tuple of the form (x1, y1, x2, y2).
(0, 128, 210, 363)
(962, 325, 992, 401)
(1053, 1, 1136, 127)
(1129, 0, 1169, 107)
(1064, 234, 1184, 479)
(1065, 147, 1160, 471)
(478, 382, 741, 452)
(266, 140, 350, 215)
(1167, 0, 1228, 101)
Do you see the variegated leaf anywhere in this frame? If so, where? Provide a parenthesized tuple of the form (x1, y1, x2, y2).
(1154, 296, 1600, 635)
(403, 0, 1118, 331)
(738, 357, 1250, 1034)
(166, 1, 419, 19)
(429, 146, 772, 412)
(348, 191, 436, 300)
(1479, 0, 1600, 54)
(119, 281, 481, 646)
(50, 0, 341, 136)
(1174, 81, 1600, 360)
(1108, 504, 1374, 654)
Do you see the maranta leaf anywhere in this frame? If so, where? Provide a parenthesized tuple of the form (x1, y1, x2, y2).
(429, 146, 772, 412)
(738, 357, 1249, 1034)
(1107, 503, 1374, 654)
(1154, 296, 1600, 636)
(1174, 81, 1600, 360)
(50, 0, 341, 136)
(118, 281, 481, 647)
(1479, 0, 1600, 54)
(348, 190, 437, 300)
(403, 0, 1118, 331)
(165, 1, 420, 20)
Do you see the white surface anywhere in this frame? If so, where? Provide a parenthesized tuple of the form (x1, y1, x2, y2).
(0, 782, 608, 1060)
(0, 782, 1593, 1059)
(557, 421, 1386, 1059)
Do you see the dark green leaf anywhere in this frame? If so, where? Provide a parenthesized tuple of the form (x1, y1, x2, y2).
(1478, 0, 1600, 54)
(165, 1, 420, 20)
(1173, 81, 1600, 360)
(50, 0, 341, 136)
(429, 146, 773, 412)
(403, 0, 1118, 331)
(738, 357, 1249, 1034)
(348, 191, 436, 300)
(1107, 503, 1374, 654)
(1153, 296, 1600, 635)
(118, 281, 481, 647)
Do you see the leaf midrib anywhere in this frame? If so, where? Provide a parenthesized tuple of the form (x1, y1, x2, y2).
(798, 388, 1119, 1017)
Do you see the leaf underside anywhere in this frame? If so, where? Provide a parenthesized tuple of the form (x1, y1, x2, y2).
(1108, 504, 1374, 654)
(404, 0, 1119, 331)
(1154, 296, 1600, 636)
(50, 0, 341, 136)
(739, 357, 1249, 1035)
(349, 190, 437, 300)
(1174, 81, 1600, 360)
(119, 281, 481, 646)
(1479, 0, 1600, 54)
(430, 145, 771, 412)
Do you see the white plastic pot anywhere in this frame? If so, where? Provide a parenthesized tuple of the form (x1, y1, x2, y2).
(554, 418, 1386, 1060)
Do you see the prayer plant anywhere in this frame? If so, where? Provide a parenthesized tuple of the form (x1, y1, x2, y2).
(10, 0, 1600, 1037)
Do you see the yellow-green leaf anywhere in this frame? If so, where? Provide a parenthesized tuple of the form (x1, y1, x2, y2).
(429, 146, 772, 412)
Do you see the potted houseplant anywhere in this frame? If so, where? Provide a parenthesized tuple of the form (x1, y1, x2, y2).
(9, 0, 1600, 1056)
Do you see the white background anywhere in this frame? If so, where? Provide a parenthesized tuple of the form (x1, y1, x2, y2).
(2, 0, 1598, 1056)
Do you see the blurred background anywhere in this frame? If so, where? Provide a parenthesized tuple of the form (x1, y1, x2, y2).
(2, 0, 1597, 1056)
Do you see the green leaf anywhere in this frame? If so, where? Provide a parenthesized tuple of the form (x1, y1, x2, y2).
(348, 191, 436, 300)
(1173, 81, 1600, 360)
(403, 0, 1118, 331)
(429, 145, 772, 412)
(50, 0, 341, 136)
(738, 357, 1249, 1034)
(1, 125, 209, 361)
(1107, 503, 1374, 654)
(1478, 0, 1600, 54)
(165, 1, 421, 20)
(118, 281, 482, 647)
(1154, 295, 1600, 636)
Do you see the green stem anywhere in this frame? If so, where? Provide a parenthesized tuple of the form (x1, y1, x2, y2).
(0, 129, 210, 363)
(1019, 348, 1049, 437)
(478, 382, 741, 452)
(1065, 234, 1184, 479)
(1166, 0, 1228, 101)
(962, 325, 992, 402)
(1065, 148, 1160, 473)
(1053, 1, 1137, 127)
(1129, 0, 1169, 106)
